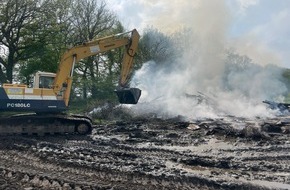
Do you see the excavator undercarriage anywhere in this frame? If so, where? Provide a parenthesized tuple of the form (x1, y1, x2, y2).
(0, 113, 92, 136)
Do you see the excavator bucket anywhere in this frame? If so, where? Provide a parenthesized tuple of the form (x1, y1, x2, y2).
(115, 88, 141, 104)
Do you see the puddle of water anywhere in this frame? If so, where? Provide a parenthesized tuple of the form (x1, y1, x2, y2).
(250, 180, 290, 189)
(91, 134, 126, 141)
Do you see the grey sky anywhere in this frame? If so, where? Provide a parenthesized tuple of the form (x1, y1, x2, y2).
(107, 0, 290, 68)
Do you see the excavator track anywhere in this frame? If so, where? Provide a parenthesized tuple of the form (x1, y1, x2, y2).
(0, 113, 92, 136)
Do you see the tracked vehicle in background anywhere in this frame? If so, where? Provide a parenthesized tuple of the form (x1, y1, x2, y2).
(0, 29, 141, 135)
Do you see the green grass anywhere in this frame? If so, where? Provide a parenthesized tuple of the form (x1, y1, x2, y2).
(68, 97, 118, 114)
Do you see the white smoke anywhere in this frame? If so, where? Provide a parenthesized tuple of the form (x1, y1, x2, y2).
(130, 0, 287, 120)
(132, 61, 285, 119)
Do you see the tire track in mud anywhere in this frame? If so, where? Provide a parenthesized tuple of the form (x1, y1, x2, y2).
(0, 118, 290, 189)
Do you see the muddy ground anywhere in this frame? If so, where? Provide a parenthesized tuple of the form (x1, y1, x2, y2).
(0, 115, 290, 189)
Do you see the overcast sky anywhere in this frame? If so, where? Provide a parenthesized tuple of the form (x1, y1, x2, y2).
(107, 0, 290, 68)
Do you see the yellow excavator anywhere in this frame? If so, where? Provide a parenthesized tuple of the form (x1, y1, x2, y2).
(0, 29, 141, 135)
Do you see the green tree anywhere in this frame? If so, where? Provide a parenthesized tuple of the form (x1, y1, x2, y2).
(18, 0, 73, 84)
(137, 28, 176, 68)
(0, 0, 72, 84)
(0, 0, 44, 83)
(69, 0, 119, 99)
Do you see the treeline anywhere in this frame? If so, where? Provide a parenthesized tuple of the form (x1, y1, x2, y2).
(0, 0, 177, 103)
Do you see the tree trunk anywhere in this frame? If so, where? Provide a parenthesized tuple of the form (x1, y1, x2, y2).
(6, 52, 15, 83)
(82, 67, 88, 99)
(91, 59, 98, 99)
(0, 65, 7, 83)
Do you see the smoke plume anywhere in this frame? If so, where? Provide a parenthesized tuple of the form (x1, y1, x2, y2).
(131, 0, 287, 120)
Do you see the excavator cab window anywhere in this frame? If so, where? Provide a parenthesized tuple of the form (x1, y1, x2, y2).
(39, 76, 54, 89)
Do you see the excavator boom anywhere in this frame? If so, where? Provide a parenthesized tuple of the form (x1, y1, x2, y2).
(53, 29, 141, 106)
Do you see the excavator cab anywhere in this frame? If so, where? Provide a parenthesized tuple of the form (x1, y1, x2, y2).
(115, 87, 141, 104)
(33, 71, 56, 89)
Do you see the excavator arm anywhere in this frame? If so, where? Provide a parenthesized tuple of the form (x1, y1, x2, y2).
(52, 29, 141, 106)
